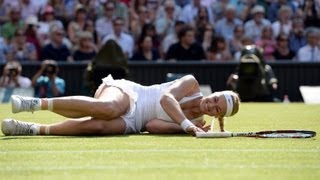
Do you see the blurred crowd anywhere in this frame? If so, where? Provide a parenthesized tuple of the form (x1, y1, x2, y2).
(0, 0, 320, 63)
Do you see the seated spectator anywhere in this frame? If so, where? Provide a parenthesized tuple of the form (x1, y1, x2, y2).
(37, 5, 64, 47)
(95, 1, 115, 43)
(20, 0, 40, 20)
(129, 5, 150, 41)
(206, 36, 232, 61)
(84, 20, 100, 47)
(131, 35, 160, 61)
(271, 5, 293, 38)
(156, 0, 181, 20)
(110, 0, 129, 28)
(102, 17, 134, 59)
(301, 0, 320, 28)
(140, 23, 161, 49)
(267, 0, 296, 23)
(0, 37, 8, 62)
(215, 4, 243, 41)
(161, 20, 185, 56)
(229, 25, 245, 56)
(41, 25, 73, 62)
(32, 60, 65, 98)
(1, 6, 24, 43)
(0, 61, 31, 88)
(273, 34, 295, 60)
(179, 0, 213, 25)
(155, 0, 177, 38)
(296, 27, 320, 62)
(166, 26, 205, 61)
(288, 18, 307, 53)
(255, 26, 277, 61)
(198, 24, 215, 53)
(6, 29, 37, 62)
(48, 0, 68, 25)
(244, 5, 271, 42)
(73, 31, 97, 61)
(67, 4, 88, 45)
(24, 16, 41, 60)
(209, 0, 229, 22)
(0, 0, 8, 24)
(193, 6, 210, 30)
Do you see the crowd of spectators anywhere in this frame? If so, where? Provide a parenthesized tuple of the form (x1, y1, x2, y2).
(0, 0, 319, 63)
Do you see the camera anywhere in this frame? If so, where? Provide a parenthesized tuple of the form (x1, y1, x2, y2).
(8, 68, 18, 77)
(44, 64, 57, 75)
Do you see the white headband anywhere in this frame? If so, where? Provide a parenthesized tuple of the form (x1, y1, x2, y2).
(222, 91, 234, 117)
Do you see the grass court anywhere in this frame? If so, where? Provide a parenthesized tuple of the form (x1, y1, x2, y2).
(0, 103, 319, 179)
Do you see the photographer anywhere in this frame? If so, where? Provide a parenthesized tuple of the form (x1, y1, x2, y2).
(32, 60, 65, 98)
(0, 61, 31, 88)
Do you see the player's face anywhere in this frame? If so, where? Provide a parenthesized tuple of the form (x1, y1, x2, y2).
(200, 92, 227, 118)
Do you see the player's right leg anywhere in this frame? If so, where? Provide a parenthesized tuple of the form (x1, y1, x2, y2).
(11, 85, 130, 120)
(1, 117, 126, 136)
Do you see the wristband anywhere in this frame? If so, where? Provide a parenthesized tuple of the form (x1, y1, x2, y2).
(180, 119, 194, 132)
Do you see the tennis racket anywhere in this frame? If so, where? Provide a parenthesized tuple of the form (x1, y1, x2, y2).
(196, 130, 316, 138)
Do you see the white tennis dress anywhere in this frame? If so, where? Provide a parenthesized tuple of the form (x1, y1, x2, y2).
(102, 75, 203, 134)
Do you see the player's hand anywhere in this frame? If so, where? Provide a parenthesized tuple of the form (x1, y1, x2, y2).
(186, 125, 204, 136)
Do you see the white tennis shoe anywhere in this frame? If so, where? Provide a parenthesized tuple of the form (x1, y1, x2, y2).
(11, 95, 40, 113)
(1, 119, 38, 136)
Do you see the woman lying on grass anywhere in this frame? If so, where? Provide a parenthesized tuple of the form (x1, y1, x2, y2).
(2, 74, 240, 136)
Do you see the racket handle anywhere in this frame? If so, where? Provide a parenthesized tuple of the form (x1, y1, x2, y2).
(196, 132, 233, 138)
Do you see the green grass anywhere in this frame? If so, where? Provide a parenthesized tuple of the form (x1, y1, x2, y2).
(0, 103, 319, 180)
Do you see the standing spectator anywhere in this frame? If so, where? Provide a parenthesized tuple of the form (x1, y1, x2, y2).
(288, 18, 307, 53)
(267, 0, 296, 23)
(131, 35, 160, 61)
(102, 17, 134, 59)
(273, 33, 295, 60)
(95, 1, 115, 42)
(41, 25, 72, 62)
(155, 0, 177, 38)
(6, 29, 37, 62)
(244, 5, 271, 42)
(215, 5, 243, 41)
(0, 61, 31, 88)
(161, 20, 184, 55)
(67, 4, 88, 45)
(206, 36, 232, 61)
(165, 26, 205, 61)
(296, 27, 320, 62)
(302, 0, 320, 28)
(24, 15, 41, 59)
(1, 6, 24, 42)
(32, 60, 65, 98)
(255, 26, 277, 61)
(272, 5, 293, 38)
(37, 5, 64, 47)
(73, 31, 97, 61)
(229, 25, 245, 56)
(179, 0, 213, 25)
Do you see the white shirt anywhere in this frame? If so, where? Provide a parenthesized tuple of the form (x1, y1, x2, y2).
(244, 19, 271, 41)
(95, 17, 114, 41)
(297, 45, 320, 62)
(0, 76, 32, 88)
(102, 32, 134, 58)
(272, 21, 292, 38)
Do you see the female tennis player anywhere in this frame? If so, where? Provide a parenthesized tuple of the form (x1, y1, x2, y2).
(2, 74, 240, 136)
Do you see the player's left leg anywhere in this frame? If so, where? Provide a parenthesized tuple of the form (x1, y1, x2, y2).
(1, 117, 126, 136)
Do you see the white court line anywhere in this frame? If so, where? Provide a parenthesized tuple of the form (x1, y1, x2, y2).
(1, 164, 320, 172)
(0, 149, 319, 154)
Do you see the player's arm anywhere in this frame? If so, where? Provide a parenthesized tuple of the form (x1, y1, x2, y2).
(160, 75, 203, 135)
(146, 119, 210, 134)
(146, 119, 184, 134)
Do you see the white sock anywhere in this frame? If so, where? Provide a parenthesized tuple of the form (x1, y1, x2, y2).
(45, 126, 50, 135)
(47, 99, 53, 111)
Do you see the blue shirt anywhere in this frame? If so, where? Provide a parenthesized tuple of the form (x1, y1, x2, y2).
(35, 76, 65, 98)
